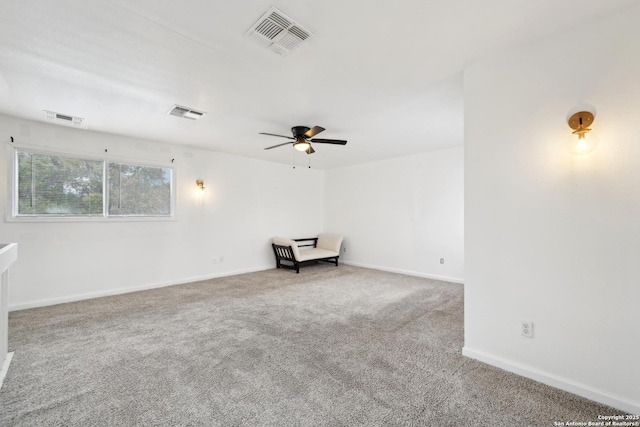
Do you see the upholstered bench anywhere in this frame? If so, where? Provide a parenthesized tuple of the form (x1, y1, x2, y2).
(272, 234, 343, 273)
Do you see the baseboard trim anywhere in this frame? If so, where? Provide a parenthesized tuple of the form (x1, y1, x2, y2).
(342, 260, 464, 284)
(0, 351, 14, 390)
(462, 346, 640, 415)
(8, 266, 273, 312)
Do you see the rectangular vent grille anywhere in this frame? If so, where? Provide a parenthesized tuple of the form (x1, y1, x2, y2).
(43, 110, 85, 127)
(247, 6, 313, 56)
(167, 105, 206, 120)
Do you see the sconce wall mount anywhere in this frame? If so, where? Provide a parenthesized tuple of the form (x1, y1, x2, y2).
(196, 179, 205, 191)
(568, 111, 594, 139)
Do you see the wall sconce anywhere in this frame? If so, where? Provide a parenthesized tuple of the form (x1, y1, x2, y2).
(196, 179, 205, 191)
(567, 111, 597, 155)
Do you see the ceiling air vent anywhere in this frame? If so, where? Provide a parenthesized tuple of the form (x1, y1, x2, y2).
(43, 110, 86, 128)
(168, 105, 206, 120)
(246, 6, 313, 56)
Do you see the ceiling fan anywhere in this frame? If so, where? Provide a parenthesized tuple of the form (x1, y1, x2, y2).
(260, 126, 347, 154)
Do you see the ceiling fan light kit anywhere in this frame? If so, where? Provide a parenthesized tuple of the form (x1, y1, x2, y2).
(294, 140, 310, 152)
(260, 125, 347, 155)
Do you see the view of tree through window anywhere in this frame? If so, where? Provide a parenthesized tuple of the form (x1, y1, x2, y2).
(108, 163, 172, 216)
(15, 150, 173, 218)
(17, 151, 104, 215)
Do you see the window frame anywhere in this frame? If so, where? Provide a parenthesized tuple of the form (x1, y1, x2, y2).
(7, 145, 176, 222)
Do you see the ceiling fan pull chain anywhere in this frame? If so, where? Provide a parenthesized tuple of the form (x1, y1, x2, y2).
(308, 156, 311, 169)
(292, 150, 295, 169)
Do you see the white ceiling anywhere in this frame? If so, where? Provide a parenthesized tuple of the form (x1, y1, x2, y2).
(0, 0, 637, 169)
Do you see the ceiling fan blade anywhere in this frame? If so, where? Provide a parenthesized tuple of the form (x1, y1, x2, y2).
(259, 132, 295, 140)
(306, 145, 315, 155)
(309, 138, 347, 145)
(304, 126, 325, 138)
(264, 141, 294, 150)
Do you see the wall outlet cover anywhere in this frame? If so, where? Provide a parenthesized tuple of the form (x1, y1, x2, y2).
(520, 320, 534, 338)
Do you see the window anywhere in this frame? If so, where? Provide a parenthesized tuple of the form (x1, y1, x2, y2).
(14, 149, 173, 218)
(108, 163, 172, 216)
(16, 151, 104, 216)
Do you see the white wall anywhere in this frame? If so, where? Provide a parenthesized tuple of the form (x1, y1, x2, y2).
(464, 8, 640, 413)
(324, 147, 464, 282)
(0, 114, 324, 310)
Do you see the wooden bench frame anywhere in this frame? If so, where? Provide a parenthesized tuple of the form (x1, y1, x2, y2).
(272, 237, 340, 274)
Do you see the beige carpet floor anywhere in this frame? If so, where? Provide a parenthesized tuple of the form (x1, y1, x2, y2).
(0, 264, 616, 426)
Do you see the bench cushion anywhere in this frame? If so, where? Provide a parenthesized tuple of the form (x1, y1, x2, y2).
(317, 233, 343, 252)
(297, 248, 339, 262)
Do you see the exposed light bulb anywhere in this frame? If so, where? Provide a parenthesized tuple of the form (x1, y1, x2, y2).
(578, 137, 586, 152)
(566, 132, 598, 155)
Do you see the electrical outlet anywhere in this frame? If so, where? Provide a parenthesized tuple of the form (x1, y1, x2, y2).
(440, 258, 445, 264)
(520, 320, 534, 338)
(343, 247, 347, 253)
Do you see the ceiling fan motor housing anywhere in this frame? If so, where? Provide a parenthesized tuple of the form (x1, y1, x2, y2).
(292, 126, 311, 138)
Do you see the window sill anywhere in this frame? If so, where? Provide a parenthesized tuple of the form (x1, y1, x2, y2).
(5, 215, 177, 223)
